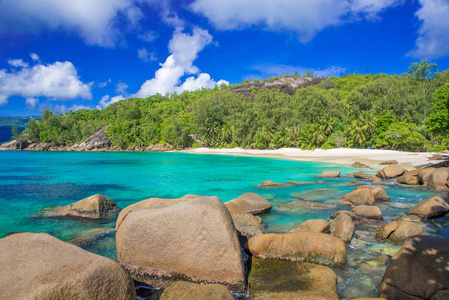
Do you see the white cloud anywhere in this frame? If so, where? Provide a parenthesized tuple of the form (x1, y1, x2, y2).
(97, 95, 125, 109)
(8, 59, 29, 68)
(190, 0, 402, 43)
(116, 82, 129, 94)
(133, 28, 228, 97)
(98, 78, 111, 88)
(53, 104, 92, 114)
(0, 57, 92, 106)
(252, 64, 347, 78)
(0, 0, 154, 47)
(407, 0, 449, 59)
(30, 53, 39, 61)
(25, 97, 39, 109)
(138, 48, 158, 62)
(138, 31, 158, 42)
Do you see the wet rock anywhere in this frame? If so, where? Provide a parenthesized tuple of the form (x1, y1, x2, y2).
(376, 164, 405, 179)
(38, 194, 119, 219)
(292, 219, 329, 233)
(407, 196, 449, 219)
(115, 196, 246, 292)
(395, 214, 422, 222)
(397, 174, 419, 185)
(380, 160, 398, 165)
(352, 161, 371, 168)
(372, 177, 382, 185)
(230, 213, 266, 251)
(0, 232, 136, 300)
(427, 168, 449, 192)
(341, 188, 375, 206)
(354, 171, 377, 180)
(258, 180, 289, 187)
(329, 210, 361, 223)
(377, 254, 391, 263)
(248, 231, 347, 266)
(330, 214, 354, 243)
(418, 167, 437, 184)
(115, 194, 206, 230)
(351, 205, 383, 221)
(355, 186, 389, 202)
(225, 192, 272, 215)
(160, 281, 233, 300)
(318, 170, 341, 178)
(248, 258, 339, 300)
(68, 227, 114, 246)
(277, 200, 337, 210)
(376, 221, 423, 244)
(380, 235, 449, 300)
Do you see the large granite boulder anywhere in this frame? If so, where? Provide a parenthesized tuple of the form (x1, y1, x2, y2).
(330, 214, 354, 243)
(341, 188, 375, 206)
(72, 125, 111, 150)
(397, 174, 419, 185)
(329, 210, 361, 223)
(115, 196, 246, 292)
(355, 186, 389, 202)
(0, 136, 29, 150)
(38, 194, 119, 219)
(418, 167, 437, 184)
(230, 212, 266, 251)
(380, 235, 449, 299)
(225, 192, 272, 215)
(376, 164, 405, 179)
(351, 205, 383, 221)
(291, 219, 329, 233)
(354, 171, 377, 180)
(318, 170, 341, 178)
(160, 281, 234, 300)
(407, 196, 449, 219)
(248, 231, 347, 266)
(376, 221, 423, 244)
(248, 258, 339, 300)
(427, 168, 449, 191)
(115, 194, 206, 230)
(0, 233, 136, 299)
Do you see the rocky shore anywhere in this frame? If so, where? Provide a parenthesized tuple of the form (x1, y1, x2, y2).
(1, 146, 449, 299)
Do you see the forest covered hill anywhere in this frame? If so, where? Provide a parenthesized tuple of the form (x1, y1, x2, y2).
(18, 61, 449, 151)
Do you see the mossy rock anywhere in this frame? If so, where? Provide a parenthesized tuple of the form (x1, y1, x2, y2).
(248, 258, 339, 299)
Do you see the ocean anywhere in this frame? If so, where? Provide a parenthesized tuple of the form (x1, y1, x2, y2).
(1, 151, 447, 298)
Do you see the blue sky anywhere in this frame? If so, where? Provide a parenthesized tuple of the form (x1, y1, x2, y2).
(1, 0, 449, 117)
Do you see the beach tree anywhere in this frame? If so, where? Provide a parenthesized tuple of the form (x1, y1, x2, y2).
(427, 83, 449, 137)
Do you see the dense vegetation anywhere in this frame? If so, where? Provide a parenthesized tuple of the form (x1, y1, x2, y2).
(20, 61, 449, 151)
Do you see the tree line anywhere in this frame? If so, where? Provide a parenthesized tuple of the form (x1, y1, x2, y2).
(21, 60, 449, 151)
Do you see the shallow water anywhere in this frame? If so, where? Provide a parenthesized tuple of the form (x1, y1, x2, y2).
(0, 151, 448, 298)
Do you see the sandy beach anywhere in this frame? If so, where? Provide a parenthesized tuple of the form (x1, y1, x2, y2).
(183, 147, 439, 169)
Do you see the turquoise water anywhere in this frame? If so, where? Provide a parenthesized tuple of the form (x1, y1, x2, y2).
(1, 151, 448, 298)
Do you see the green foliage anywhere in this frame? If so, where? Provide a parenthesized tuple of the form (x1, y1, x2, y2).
(17, 62, 449, 151)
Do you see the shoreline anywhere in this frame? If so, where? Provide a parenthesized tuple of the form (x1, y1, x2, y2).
(182, 147, 438, 169)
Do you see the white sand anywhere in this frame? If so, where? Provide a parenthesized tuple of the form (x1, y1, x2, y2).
(183, 147, 438, 170)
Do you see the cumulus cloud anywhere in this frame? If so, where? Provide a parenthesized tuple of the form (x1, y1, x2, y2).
(30, 53, 39, 61)
(0, 0, 153, 47)
(190, 0, 402, 42)
(25, 97, 39, 109)
(252, 64, 347, 78)
(98, 78, 111, 88)
(407, 0, 449, 59)
(8, 59, 29, 68)
(132, 28, 228, 98)
(0, 57, 92, 106)
(97, 95, 125, 109)
(138, 48, 158, 62)
(116, 82, 129, 94)
(52, 104, 92, 114)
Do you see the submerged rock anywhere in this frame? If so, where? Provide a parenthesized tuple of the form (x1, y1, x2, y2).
(291, 219, 330, 233)
(225, 192, 272, 215)
(318, 170, 341, 178)
(376, 164, 405, 179)
(407, 196, 449, 219)
(330, 214, 354, 243)
(115, 196, 246, 293)
(248, 258, 339, 300)
(277, 200, 337, 210)
(380, 235, 449, 299)
(248, 231, 347, 266)
(68, 227, 114, 246)
(0, 232, 136, 300)
(160, 281, 233, 300)
(258, 180, 289, 187)
(292, 188, 341, 201)
(376, 221, 423, 244)
(351, 205, 383, 221)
